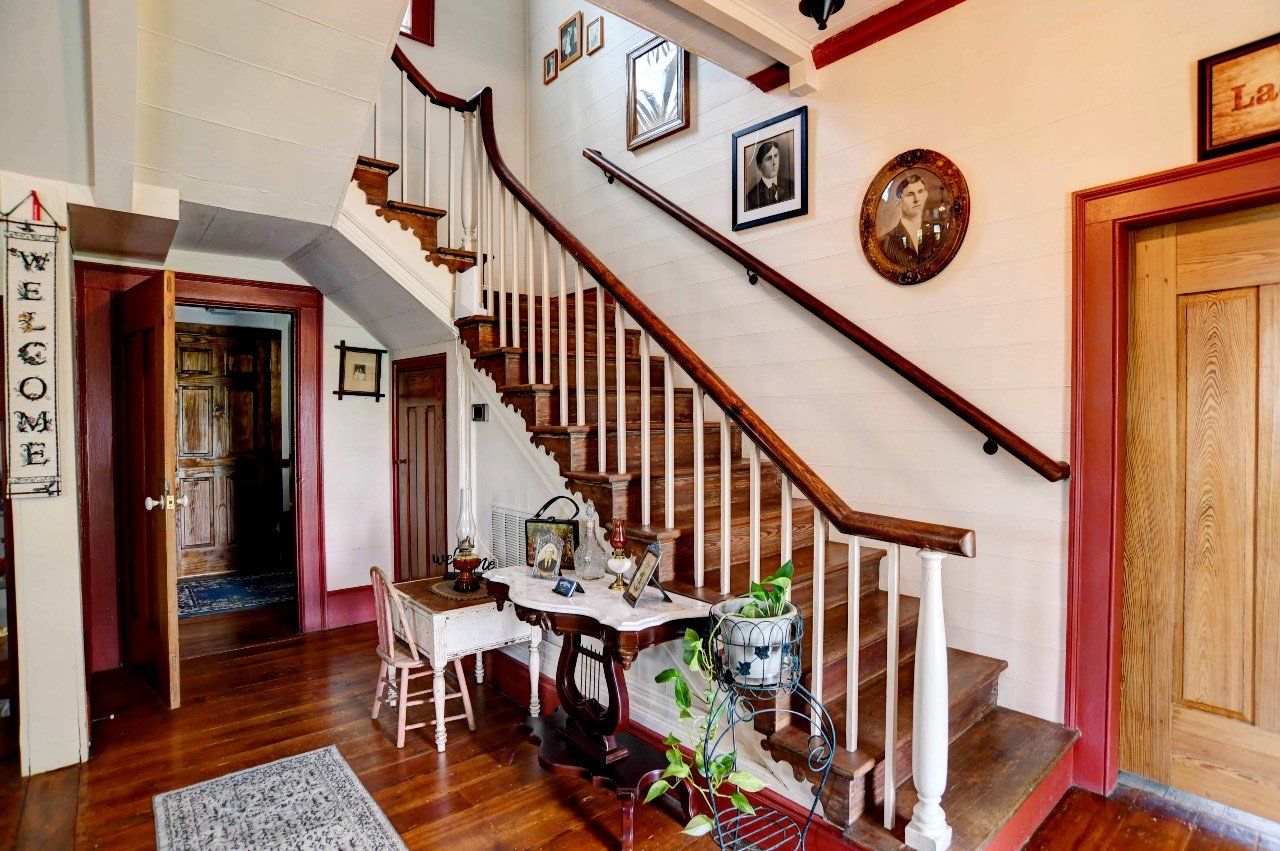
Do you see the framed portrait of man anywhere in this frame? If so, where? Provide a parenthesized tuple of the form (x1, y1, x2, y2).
(626, 37, 690, 151)
(559, 12, 583, 70)
(859, 149, 969, 286)
(731, 106, 808, 231)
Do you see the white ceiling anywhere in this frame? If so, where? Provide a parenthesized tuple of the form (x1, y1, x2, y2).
(170, 202, 328, 260)
(133, 0, 405, 225)
(593, 0, 775, 78)
(737, 0, 902, 47)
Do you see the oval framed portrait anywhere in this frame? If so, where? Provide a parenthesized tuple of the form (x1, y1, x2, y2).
(859, 149, 969, 286)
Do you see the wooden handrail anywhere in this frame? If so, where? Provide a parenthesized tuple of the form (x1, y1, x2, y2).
(582, 149, 1070, 484)
(391, 45, 474, 112)
(472, 89, 974, 557)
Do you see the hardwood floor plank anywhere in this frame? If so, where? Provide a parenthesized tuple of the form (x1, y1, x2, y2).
(16, 763, 79, 851)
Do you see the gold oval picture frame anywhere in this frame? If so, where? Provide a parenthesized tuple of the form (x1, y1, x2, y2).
(859, 149, 970, 286)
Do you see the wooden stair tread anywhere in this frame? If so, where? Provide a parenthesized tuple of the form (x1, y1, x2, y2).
(847, 708, 1078, 850)
(355, 155, 398, 174)
(387, 198, 448, 218)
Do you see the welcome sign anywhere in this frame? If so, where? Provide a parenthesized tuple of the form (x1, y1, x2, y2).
(2, 220, 60, 497)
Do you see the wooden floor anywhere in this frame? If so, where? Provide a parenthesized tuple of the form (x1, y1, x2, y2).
(2, 623, 705, 850)
(1028, 785, 1280, 850)
(178, 601, 297, 660)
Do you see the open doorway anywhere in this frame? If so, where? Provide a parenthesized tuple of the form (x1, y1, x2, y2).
(172, 306, 297, 660)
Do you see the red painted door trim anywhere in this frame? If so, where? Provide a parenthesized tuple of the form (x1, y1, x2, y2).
(74, 262, 329, 676)
(1067, 142, 1280, 793)
(389, 353, 448, 582)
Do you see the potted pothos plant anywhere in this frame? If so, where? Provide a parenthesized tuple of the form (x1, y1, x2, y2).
(645, 562, 795, 837)
(711, 561, 796, 686)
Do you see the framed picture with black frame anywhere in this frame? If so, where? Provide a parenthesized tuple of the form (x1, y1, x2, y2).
(1197, 31, 1280, 160)
(731, 106, 808, 232)
(333, 340, 386, 401)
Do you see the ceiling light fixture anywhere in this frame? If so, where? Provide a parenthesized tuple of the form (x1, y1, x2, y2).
(798, 0, 845, 31)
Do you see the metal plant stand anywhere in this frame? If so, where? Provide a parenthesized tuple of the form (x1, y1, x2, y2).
(704, 611, 834, 851)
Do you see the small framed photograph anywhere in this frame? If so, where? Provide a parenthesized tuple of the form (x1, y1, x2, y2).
(623, 541, 663, 607)
(859, 149, 970, 286)
(559, 12, 583, 70)
(542, 49, 558, 85)
(585, 16, 604, 56)
(731, 106, 807, 231)
(1198, 32, 1280, 160)
(626, 37, 690, 151)
(532, 532, 565, 580)
(333, 340, 385, 400)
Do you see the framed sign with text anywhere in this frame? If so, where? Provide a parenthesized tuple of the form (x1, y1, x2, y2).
(2, 201, 61, 497)
(1198, 32, 1280, 160)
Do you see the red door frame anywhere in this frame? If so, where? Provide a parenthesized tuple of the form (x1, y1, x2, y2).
(1067, 142, 1280, 794)
(75, 263, 327, 675)
(389, 353, 448, 582)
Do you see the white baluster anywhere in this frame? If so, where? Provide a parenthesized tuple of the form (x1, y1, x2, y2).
(541, 229, 551, 384)
(447, 111, 455, 247)
(509, 195, 520, 357)
(639, 330, 652, 527)
(810, 510, 826, 732)
(884, 543, 901, 830)
(780, 477, 792, 574)
(748, 441, 760, 584)
(526, 211, 536, 384)
(461, 110, 475, 250)
(472, 119, 484, 311)
(558, 247, 569, 425)
(575, 265, 586, 426)
(615, 301, 626, 473)
(663, 352, 674, 529)
(372, 96, 379, 159)
(720, 417, 730, 595)
(846, 536, 861, 752)
(481, 158, 491, 313)
(400, 72, 408, 201)
(693, 387, 705, 587)
(422, 94, 430, 205)
(905, 551, 952, 851)
(596, 287, 606, 473)
(497, 188, 507, 345)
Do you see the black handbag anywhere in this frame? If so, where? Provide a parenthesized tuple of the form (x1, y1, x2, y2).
(525, 496, 581, 569)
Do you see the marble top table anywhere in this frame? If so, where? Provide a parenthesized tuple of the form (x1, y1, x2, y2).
(485, 566, 711, 851)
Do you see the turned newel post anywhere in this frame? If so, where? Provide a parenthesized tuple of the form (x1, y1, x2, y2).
(905, 550, 952, 851)
(461, 110, 476, 251)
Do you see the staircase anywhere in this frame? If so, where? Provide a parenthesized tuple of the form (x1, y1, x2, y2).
(352, 48, 1077, 851)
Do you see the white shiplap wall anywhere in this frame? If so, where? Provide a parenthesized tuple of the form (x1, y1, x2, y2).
(525, 0, 1280, 721)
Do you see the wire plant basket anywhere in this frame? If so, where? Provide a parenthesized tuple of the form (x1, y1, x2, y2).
(703, 610, 835, 851)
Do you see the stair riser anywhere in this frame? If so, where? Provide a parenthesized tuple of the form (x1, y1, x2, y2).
(376, 207, 440, 252)
(354, 164, 392, 207)
(809, 615, 920, 706)
(501, 388, 553, 428)
(587, 425, 741, 475)
(869, 671, 1000, 809)
(554, 389, 696, 428)
(564, 475, 634, 525)
(672, 511, 816, 573)
(458, 319, 498, 351)
(475, 350, 524, 387)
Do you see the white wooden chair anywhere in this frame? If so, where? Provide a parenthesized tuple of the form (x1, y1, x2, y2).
(370, 567, 475, 748)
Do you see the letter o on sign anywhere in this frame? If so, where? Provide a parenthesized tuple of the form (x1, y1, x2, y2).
(18, 376, 47, 401)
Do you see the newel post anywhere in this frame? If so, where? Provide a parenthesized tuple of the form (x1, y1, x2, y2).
(461, 110, 476, 251)
(905, 550, 952, 850)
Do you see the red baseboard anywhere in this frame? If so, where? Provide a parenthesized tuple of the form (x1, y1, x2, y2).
(324, 586, 374, 629)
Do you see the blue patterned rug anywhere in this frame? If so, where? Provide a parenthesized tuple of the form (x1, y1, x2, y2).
(154, 745, 406, 850)
(177, 572, 295, 619)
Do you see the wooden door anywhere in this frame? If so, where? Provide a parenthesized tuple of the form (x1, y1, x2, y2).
(174, 324, 283, 577)
(395, 360, 447, 580)
(115, 271, 180, 708)
(1122, 203, 1280, 818)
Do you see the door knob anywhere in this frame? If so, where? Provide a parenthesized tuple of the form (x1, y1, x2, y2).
(144, 496, 162, 510)
(175, 495, 189, 508)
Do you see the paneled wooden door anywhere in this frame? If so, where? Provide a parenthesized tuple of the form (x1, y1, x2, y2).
(395, 358, 447, 580)
(115, 271, 180, 708)
(174, 323, 283, 578)
(1122, 203, 1280, 819)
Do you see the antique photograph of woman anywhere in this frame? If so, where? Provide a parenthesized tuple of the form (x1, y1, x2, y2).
(860, 150, 970, 285)
(732, 106, 808, 231)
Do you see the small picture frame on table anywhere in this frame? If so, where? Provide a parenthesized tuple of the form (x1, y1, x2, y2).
(532, 531, 565, 580)
(623, 541, 671, 607)
(333, 340, 385, 401)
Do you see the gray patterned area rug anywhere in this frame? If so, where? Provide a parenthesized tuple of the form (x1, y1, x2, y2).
(154, 745, 406, 850)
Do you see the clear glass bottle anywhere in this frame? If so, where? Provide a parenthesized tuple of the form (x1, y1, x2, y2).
(575, 513, 608, 581)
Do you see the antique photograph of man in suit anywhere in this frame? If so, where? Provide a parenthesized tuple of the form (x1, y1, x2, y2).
(878, 171, 944, 267)
(732, 106, 808, 231)
(744, 135, 795, 212)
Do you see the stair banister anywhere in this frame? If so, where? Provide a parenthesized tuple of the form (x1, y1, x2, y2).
(371, 49, 968, 845)
(476, 88, 975, 558)
(582, 148, 1071, 485)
